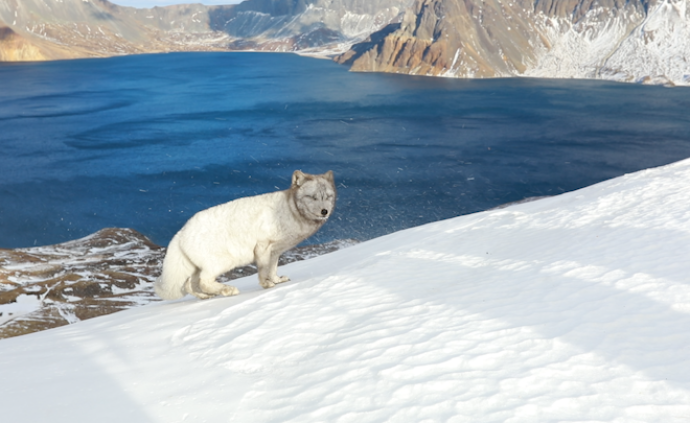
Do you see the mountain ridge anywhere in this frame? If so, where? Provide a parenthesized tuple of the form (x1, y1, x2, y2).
(0, 0, 411, 60)
(1, 0, 688, 85)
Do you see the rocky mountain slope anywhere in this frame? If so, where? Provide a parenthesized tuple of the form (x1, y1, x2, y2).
(0, 0, 231, 60)
(212, 0, 412, 52)
(0, 0, 411, 61)
(337, 0, 690, 86)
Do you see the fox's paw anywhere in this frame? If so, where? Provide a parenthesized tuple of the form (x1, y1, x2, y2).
(260, 276, 290, 289)
(220, 285, 240, 297)
(260, 280, 276, 289)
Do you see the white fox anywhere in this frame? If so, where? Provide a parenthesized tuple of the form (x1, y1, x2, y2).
(154, 170, 336, 300)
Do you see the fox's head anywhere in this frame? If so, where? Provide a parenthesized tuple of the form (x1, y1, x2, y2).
(291, 170, 336, 223)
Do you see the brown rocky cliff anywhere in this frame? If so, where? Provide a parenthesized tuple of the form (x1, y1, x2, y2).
(0, 20, 98, 61)
(337, 0, 541, 77)
(0, 23, 45, 61)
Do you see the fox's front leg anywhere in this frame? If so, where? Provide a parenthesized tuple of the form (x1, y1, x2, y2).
(254, 242, 290, 289)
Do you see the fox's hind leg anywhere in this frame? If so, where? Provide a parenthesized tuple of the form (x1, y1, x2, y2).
(184, 270, 214, 300)
(184, 265, 238, 299)
(197, 268, 239, 298)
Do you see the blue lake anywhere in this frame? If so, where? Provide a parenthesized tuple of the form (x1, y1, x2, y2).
(1, 52, 689, 248)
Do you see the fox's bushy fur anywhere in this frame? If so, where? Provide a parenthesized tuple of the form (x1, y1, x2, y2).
(154, 170, 336, 300)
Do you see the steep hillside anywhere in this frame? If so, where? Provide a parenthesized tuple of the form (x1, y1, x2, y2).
(0, 23, 45, 61)
(0, 0, 410, 61)
(0, 0, 232, 60)
(337, 0, 690, 86)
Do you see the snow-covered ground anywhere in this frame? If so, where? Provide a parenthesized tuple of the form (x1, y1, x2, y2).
(1, 158, 690, 422)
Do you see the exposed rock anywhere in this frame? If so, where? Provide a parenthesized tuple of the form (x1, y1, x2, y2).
(338, 0, 534, 77)
(337, 0, 690, 86)
(0, 228, 358, 339)
(0, 228, 163, 339)
(1, 25, 32, 60)
(0, 22, 50, 61)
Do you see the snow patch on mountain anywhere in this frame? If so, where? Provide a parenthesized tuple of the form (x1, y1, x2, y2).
(525, 0, 690, 85)
(602, 0, 690, 85)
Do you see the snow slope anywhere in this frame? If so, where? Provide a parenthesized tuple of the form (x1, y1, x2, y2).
(1, 158, 690, 422)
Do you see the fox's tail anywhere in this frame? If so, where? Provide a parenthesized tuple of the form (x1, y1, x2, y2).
(154, 235, 195, 300)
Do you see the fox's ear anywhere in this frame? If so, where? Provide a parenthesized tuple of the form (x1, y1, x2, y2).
(324, 170, 334, 182)
(292, 170, 307, 187)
